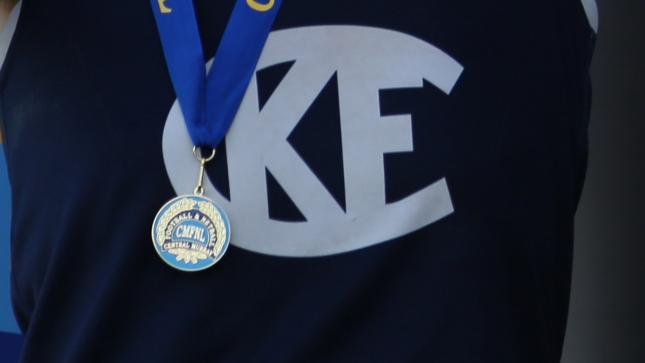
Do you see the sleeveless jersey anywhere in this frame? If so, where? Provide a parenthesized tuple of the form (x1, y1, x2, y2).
(0, 0, 597, 362)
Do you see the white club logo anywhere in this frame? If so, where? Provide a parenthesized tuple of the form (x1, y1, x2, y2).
(163, 26, 463, 257)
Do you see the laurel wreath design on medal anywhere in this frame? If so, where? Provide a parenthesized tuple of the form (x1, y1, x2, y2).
(197, 200, 228, 257)
(152, 195, 230, 271)
(155, 198, 198, 246)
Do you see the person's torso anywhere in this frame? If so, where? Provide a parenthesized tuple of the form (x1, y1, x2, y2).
(1, 0, 596, 362)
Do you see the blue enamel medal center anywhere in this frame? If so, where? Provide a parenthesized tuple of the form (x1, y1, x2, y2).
(152, 195, 231, 271)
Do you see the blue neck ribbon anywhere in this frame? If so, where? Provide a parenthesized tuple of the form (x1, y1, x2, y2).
(151, 0, 282, 148)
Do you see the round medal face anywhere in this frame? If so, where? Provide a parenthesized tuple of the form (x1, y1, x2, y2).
(152, 195, 231, 272)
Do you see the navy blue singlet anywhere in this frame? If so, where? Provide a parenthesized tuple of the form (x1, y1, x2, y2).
(0, 0, 596, 362)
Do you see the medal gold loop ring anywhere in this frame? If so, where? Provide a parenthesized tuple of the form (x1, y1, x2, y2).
(192, 146, 216, 196)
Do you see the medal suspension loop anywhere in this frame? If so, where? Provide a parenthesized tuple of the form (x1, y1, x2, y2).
(193, 146, 216, 196)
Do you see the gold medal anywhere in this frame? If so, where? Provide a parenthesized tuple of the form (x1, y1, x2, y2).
(151, 148, 231, 271)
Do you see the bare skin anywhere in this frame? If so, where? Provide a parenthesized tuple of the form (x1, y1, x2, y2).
(0, 0, 17, 143)
(0, 0, 16, 31)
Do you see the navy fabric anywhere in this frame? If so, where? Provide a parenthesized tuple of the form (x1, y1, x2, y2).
(0, 0, 595, 362)
(0, 332, 22, 363)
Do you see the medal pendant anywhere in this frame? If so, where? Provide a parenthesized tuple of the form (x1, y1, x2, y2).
(151, 147, 231, 272)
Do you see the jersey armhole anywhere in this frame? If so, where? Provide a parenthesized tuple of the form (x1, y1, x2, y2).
(0, 1, 22, 145)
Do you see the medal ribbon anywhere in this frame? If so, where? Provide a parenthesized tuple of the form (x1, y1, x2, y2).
(151, 0, 282, 148)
